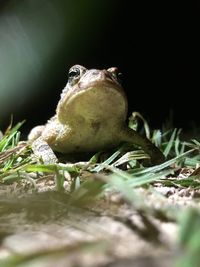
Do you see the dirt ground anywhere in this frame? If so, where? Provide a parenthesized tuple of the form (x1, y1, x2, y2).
(1, 176, 198, 267)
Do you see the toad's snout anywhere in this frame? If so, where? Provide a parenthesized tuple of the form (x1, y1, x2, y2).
(80, 69, 114, 84)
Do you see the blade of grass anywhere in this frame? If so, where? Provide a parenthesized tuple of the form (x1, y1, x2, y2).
(163, 128, 177, 157)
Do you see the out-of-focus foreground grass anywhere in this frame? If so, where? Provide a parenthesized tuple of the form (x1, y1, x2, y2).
(1, 118, 200, 266)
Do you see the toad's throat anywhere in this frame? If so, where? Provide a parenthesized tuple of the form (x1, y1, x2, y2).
(57, 85, 128, 124)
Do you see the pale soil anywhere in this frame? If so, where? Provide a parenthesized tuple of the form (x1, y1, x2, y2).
(0, 174, 199, 267)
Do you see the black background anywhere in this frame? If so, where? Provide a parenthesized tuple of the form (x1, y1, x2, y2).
(0, 1, 198, 134)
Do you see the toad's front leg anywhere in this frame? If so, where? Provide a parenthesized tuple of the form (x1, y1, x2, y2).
(28, 125, 58, 164)
(120, 128, 165, 165)
(31, 137, 58, 164)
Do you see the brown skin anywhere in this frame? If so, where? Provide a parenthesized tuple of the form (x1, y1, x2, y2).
(28, 65, 165, 164)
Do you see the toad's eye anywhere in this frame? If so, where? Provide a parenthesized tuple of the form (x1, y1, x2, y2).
(67, 65, 87, 86)
(107, 67, 122, 84)
(68, 67, 81, 81)
(114, 71, 123, 84)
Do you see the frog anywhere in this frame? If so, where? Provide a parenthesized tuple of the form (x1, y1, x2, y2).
(28, 65, 165, 165)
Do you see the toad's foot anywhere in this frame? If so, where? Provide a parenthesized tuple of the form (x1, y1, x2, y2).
(31, 138, 58, 164)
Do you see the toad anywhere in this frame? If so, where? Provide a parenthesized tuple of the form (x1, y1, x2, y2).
(28, 65, 165, 164)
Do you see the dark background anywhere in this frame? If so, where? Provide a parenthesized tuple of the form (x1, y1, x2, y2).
(0, 0, 198, 135)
